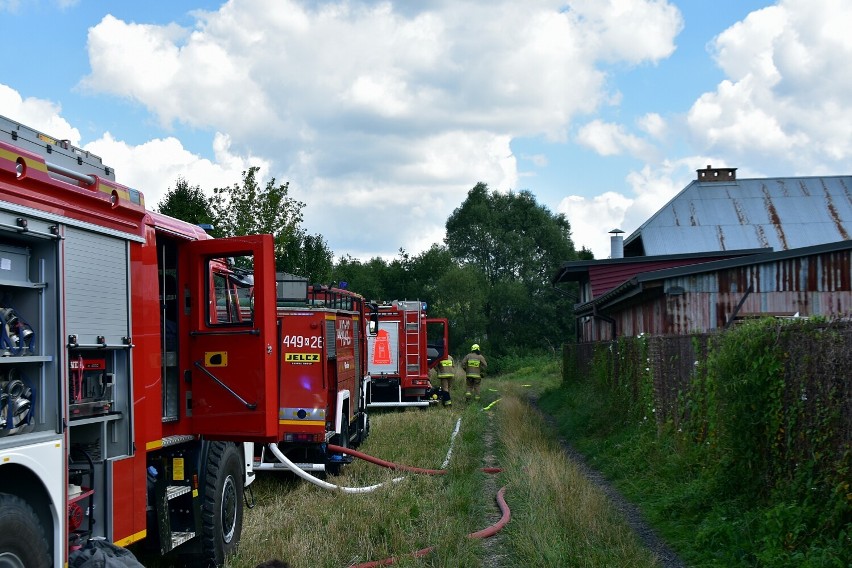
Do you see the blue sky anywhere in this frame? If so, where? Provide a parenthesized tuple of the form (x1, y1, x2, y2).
(3, 0, 850, 260)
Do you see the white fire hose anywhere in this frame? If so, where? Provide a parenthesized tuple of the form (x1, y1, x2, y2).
(267, 416, 463, 493)
(266, 443, 405, 494)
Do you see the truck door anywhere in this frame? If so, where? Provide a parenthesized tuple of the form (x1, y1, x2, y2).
(185, 235, 278, 442)
(425, 317, 449, 369)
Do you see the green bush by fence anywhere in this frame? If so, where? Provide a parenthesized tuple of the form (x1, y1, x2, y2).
(562, 318, 851, 565)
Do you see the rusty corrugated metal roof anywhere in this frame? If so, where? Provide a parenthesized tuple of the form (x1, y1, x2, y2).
(575, 239, 852, 316)
(624, 175, 852, 256)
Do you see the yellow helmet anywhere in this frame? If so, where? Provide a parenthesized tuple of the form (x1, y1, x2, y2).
(471, 343, 480, 351)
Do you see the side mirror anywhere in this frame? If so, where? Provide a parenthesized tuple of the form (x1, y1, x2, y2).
(367, 303, 379, 336)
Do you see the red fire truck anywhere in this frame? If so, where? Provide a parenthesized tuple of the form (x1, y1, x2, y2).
(253, 279, 372, 475)
(0, 115, 300, 566)
(366, 301, 448, 408)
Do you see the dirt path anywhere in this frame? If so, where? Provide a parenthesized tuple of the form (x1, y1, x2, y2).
(529, 398, 687, 568)
(480, 415, 507, 568)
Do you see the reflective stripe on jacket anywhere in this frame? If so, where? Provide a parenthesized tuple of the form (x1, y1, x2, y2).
(461, 352, 487, 378)
(437, 357, 455, 378)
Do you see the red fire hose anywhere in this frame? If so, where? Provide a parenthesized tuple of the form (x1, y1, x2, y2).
(350, 487, 511, 568)
(326, 444, 510, 567)
(327, 444, 503, 475)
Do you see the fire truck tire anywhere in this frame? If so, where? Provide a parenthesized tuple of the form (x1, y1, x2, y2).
(200, 442, 244, 567)
(0, 493, 50, 568)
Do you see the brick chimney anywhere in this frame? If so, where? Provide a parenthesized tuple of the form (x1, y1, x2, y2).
(697, 165, 737, 182)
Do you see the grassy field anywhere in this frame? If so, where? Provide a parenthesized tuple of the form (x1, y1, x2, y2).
(221, 357, 661, 568)
(135, 356, 668, 566)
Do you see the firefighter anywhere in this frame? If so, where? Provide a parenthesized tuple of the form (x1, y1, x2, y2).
(436, 354, 455, 406)
(461, 344, 487, 401)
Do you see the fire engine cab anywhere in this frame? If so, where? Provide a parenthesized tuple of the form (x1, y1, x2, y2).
(0, 115, 283, 566)
(366, 301, 448, 408)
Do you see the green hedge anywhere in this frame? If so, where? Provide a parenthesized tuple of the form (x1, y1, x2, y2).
(560, 319, 851, 566)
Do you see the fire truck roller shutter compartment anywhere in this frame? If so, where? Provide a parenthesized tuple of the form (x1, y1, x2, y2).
(64, 226, 130, 347)
(64, 225, 134, 548)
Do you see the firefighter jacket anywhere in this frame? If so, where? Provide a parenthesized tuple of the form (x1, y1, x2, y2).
(461, 352, 487, 378)
(437, 355, 455, 378)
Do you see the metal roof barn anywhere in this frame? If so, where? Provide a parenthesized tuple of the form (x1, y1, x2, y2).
(624, 168, 852, 257)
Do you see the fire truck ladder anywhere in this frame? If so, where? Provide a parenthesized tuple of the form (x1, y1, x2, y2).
(1, 114, 117, 183)
(403, 306, 421, 379)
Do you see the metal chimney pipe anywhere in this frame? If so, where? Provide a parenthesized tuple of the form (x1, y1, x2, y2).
(609, 228, 624, 259)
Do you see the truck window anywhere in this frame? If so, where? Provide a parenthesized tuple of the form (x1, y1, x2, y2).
(207, 254, 255, 326)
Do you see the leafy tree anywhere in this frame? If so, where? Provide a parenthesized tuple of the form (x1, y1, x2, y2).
(332, 255, 387, 302)
(445, 182, 578, 355)
(578, 246, 595, 260)
(280, 230, 334, 285)
(407, 245, 455, 300)
(380, 247, 453, 302)
(209, 166, 305, 269)
(156, 177, 215, 226)
(431, 263, 488, 354)
(331, 246, 455, 308)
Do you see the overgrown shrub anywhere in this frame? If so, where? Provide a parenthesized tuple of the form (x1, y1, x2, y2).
(558, 318, 852, 566)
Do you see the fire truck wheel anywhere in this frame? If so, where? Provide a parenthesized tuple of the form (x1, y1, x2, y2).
(0, 493, 51, 568)
(200, 442, 244, 567)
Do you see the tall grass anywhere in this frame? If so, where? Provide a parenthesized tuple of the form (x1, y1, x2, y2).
(230, 370, 491, 568)
(491, 366, 659, 567)
(142, 358, 669, 567)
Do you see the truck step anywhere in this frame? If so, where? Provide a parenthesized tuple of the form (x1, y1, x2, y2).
(166, 485, 192, 501)
(162, 434, 197, 447)
(254, 461, 326, 472)
(171, 531, 195, 548)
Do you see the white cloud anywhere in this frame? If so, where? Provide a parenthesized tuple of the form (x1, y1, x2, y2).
(84, 132, 268, 210)
(688, 0, 852, 174)
(557, 159, 696, 258)
(623, 160, 691, 229)
(558, 192, 633, 258)
(637, 112, 666, 139)
(576, 119, 658, 161)
(76, 0, 685, 259)
(13, 0, 851, 269)
(566, 0, 683, 64)
(0, 85, 80, 143)
(0, 84, 263, 213)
